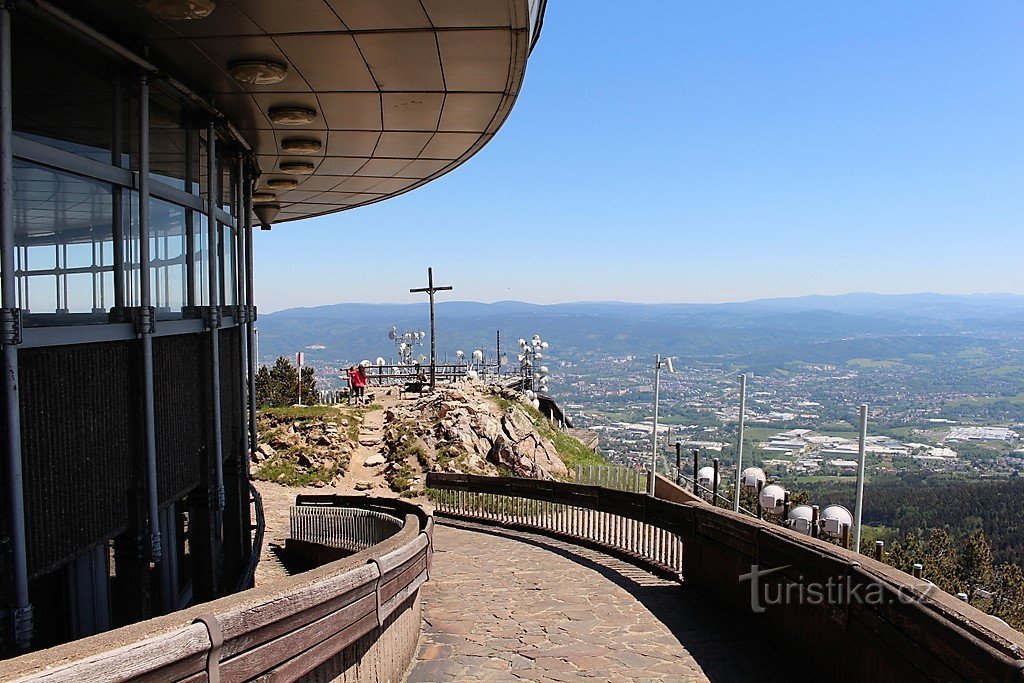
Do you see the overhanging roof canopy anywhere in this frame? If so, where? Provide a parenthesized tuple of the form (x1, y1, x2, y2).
(73, 0, 544, 223)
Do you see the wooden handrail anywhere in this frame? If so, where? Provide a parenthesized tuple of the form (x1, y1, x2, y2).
(427, 473, 1024, 683)
(1, 498, 432, 682)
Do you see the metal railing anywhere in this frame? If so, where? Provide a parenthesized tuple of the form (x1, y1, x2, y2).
(574, 463, 647, 492)
(289, 505, 404, 553)
(433, 481, 682, 579)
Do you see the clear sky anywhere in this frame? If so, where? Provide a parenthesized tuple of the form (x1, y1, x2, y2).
(254, 1, 1024, 313)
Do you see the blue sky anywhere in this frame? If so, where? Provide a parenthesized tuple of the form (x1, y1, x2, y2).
(254, 1, 1024, 312)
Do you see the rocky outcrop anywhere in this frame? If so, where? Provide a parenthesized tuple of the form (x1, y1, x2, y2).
(252, 409, 355, 486)
(385, 381, 570, 480)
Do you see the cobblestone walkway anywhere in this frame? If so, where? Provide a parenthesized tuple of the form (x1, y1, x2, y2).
(406, 522, 794, 682)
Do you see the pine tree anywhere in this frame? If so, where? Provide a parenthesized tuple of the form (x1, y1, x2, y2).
(959, 529, 995, 602)
(300, 366, 317, 404)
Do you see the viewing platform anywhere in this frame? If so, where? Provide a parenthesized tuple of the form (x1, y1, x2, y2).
(409, 522, 790, 681)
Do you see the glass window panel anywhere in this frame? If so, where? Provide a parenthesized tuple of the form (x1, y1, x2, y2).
(13, 161, 114, 324)
(12, 14, 117, 163)
(150, 199, 187, 318)
(220, 224, 236, 307)
(191, 213, 210, 308)
(149, 90, 189, 191)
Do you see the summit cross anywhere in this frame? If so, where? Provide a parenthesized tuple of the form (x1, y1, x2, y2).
(409, 267, 453, 389)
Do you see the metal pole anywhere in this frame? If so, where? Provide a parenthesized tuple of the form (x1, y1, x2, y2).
(428, 268, 436, 389)
(733, 373, 746, 512)
(675, 442, 681, 486)
(853, 403, 868, 553)
(207, 121, 225, 519)
(649, 354, 660, 495)
(711, 457, 720, 507)
(691, 449, 699, 495)
(111, 71, 125, 311)
(0, 5, 32, 648)
(244, 171, 257, 457)
(138, 72, 163, 572)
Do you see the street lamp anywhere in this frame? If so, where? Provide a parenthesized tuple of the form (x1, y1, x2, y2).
(518, 334, 550, 398)
(649, 354, 675, 495)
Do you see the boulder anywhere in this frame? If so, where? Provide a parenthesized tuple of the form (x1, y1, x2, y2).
(364, 454, 386, 467)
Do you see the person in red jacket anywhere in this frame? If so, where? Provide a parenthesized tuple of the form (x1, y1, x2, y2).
(352, 364, 368, 404)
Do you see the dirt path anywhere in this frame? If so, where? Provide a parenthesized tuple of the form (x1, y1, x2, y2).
(253, 389, 427, 586)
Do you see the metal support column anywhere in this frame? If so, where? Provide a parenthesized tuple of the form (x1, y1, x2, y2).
(244, 180, 257, 458)
(137, 73, 163, 574)
(207, 121, 225, 519)
(110, 72, 125, 312)
(0, 3, 33, 650)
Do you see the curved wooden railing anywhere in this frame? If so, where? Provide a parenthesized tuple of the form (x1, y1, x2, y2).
(0, 496, 432, 683)
(428, 473, 1024, 683)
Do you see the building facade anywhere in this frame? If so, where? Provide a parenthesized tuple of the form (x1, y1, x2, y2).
(0, 0, 543, 653)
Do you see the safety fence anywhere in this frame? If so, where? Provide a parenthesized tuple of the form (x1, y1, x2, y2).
(0, 496, 432, 683)
(573, 463, 647, 492)
(427, 473, 1024, 683)
(434, 486, 681, 579)
(290, 505, 404, 553)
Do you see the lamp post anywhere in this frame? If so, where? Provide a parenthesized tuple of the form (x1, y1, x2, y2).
(732, 373, 747, 512)
(649, 354, 675, 495)
(518, 334, 549, 402)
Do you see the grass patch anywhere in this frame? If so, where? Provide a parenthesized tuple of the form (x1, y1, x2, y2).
(253, 455, 340, 487)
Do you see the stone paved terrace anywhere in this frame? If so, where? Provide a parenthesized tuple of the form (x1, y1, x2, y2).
(406, 522, 799, 682)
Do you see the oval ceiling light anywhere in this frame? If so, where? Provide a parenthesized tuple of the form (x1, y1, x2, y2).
(136, 0, 215, 20)
(252, 191, 277, 203)
(268, 106, 317, 125)
(265, 178, 299, 190)
(280, 137, 322, 154)
(228, 60, 288, 85)
(279, 161, 315, 175)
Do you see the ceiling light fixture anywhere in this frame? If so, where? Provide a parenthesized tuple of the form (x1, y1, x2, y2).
(265, 178, 299, 190)
(252, 192, 277, 203)
(228, 60, 288, 85)
(268, 106, 317, 125)
(279, 161, 315, 175)
(135, 0, 216, 20)
(280, 138, 322, 154)
(253, 204, 280, 231)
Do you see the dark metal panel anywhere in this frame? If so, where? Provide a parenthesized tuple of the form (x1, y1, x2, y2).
(17, 342, 139, 577)
(153, 333, 208, 504)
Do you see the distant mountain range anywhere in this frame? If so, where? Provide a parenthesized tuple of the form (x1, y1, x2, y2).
(255, 293, 1024, 371)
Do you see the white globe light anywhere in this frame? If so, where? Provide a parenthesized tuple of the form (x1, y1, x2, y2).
(534, 353, 543, 360)
(787, 505, 814, 536)
(456, 350, 465, 359)
(399, 342, 407, 352)
(376, 357, 386, 366)
(758, 484, 787, 514)
(472, 350, 483, 361)
(517, 339, 526, 347)
(517, 354, 525, 362)
(541, 341, 549, 349)
(821, 505, 853, 539)
(740, 467, 766, 491)
(532, 334, 541, 342)
(539, 366, 549, 374)
(696, 466, 720, 489)
(359, 359, 371, 367)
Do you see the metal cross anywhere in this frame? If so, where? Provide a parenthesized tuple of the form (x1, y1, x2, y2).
(409, 267, 452, 389)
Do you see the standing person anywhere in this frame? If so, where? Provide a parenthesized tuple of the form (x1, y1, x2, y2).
(354, 364, 368, 405)
(346, 365, 358, 405)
